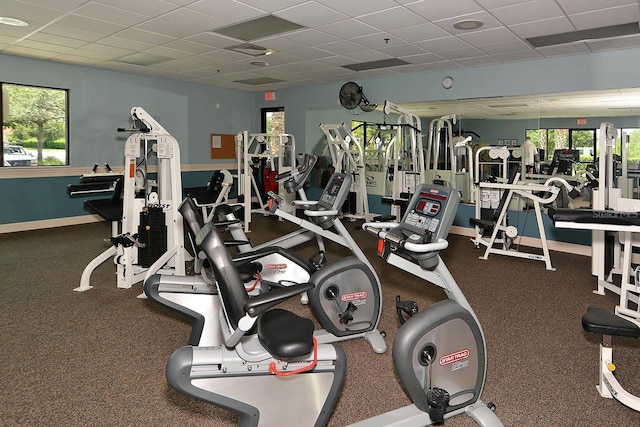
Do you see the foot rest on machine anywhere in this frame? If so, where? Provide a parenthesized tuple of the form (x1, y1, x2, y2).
(469, 217, 494, 230)
(373, 214, 396, 222)
(214, 203, 243, 217)
(582, 306, 640, 338)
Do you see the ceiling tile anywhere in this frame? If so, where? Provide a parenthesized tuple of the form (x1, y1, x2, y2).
(96, 36, 155, 52)
(72, 2, 149, 27)
(158, 8, 228, 31)
(317, 40, 369, 55)
(281, 29, 341, 45)
(343, 49, 392, 63)
(437, 46, 485, 60)
(357, 6, 424, 31)
(350, 33, 406, 49)
(234, 0, 303, 13)
(388, 22, 450, 43)
(135, 18, 204, 39)
(318, 20, 379, 39)
(92, 0, 178, 15)
(115, 28, 177, 45)
(568, 4, 640, 31)
(458, 27, 520, 46)
(490, 49, 542, 62)
(55, 14, 126, 35)
(289, 46, 336, 60)
(274, 2, 348, 27)
(489, 0, 566, 26)
(556, 0, 638, 15)
(187, 0, 264, 22)
(0, 1, 67, 22)
(477, 39, 533, 54)
(313, 0, 398, 18)
(454, 55, 501, 66)
(162, 39, 214, 55)
(27, 32, 88, 49)
(415, 36, 471, 53)
(19, 0, 87, 10)
(15, 39, 73, 54)
(406, 0, 484, 21)
(42, 24, 110, 42)
(401, 52, 448, 64)
(508, 16, 575, 38)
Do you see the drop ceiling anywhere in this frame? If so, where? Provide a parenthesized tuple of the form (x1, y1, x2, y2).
(2, 0, 640, 118)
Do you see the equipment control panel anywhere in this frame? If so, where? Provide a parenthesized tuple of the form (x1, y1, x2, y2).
(400, 181, 460, 243)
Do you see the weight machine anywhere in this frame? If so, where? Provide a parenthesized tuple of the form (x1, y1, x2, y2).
(588, 122, 640, 301)
(379, 100, 426, 221)
(550, 204, 640, 412)
(76, 107, 186, 292)
(470, 146, 577, 271)
(319, 123, 370, 221)
(235, 131, 297, 232)
(425, 114, 476, 203)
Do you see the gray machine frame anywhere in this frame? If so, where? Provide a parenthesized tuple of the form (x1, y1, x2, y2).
(357, 180, 503, 427)
(166, 221, 346, 427)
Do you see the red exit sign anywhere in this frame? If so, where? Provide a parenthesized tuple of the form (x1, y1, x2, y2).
(265, 91, 276, 101)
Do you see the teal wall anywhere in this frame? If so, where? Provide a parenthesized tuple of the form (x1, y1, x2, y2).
(3, 46, 640, 243)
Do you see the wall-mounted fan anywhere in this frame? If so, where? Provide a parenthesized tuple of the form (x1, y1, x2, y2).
(339, 82, 377, 112)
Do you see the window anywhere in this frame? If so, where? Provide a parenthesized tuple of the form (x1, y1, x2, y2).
(526, 128, 596, 175)
(261, 107, 284, 134)
(1, 83, 68, 167)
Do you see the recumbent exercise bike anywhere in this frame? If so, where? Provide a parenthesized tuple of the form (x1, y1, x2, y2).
(162, 179, 503, 427)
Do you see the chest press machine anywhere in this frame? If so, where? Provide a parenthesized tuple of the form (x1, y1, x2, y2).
(76, 107, 186, 292)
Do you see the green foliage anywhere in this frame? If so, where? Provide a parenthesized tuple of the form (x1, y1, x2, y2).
(42, 156, 65, 166)
(3, 83, 67, 165)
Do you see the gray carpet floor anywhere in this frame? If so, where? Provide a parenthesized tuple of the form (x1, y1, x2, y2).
(1, 215, 640, 426)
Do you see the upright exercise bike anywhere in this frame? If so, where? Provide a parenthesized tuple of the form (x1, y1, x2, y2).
(357, 180, 503, 426)
(145, 172, 386, 353)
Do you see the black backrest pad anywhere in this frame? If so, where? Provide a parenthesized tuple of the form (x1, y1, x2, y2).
(196, 222, 249, 329)
(179, 197, 205, 236)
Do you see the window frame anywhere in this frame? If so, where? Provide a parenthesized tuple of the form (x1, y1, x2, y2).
(1, 82, 69, 168)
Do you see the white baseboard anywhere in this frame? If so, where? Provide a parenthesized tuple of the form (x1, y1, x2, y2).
(0, 214, 104, 234)
(451, 225, 591, 257)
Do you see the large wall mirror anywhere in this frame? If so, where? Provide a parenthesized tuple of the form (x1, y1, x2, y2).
(395, 88, 640, 207)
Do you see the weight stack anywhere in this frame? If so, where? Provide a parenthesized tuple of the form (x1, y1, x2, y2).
(138, 206, 167, 268)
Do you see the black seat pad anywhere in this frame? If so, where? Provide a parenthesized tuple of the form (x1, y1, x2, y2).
(582, 306, 640, 338)
(257, 308, 314, 359)
(237, 262, 260, 282)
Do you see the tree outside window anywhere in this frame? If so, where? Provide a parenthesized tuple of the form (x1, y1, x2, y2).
(1, 83, 68, 167)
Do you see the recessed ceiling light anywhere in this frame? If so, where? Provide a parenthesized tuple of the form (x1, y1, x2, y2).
(250, 61, 270, 67)
(0, 16, 29, 27)
(453, 20, 484, 31)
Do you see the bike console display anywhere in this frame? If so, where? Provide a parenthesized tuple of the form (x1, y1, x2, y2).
(400, 181, 460, 243)
(306, 173, 352, 229)
(384, 181, 460, 269)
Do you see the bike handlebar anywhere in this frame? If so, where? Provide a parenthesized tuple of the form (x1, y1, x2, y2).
(362, 222, 449, 253)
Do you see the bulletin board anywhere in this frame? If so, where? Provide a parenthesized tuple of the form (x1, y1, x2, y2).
(210, 133, 237, 159)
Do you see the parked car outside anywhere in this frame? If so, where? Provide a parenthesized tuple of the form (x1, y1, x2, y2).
(3, 144, 36, 166)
